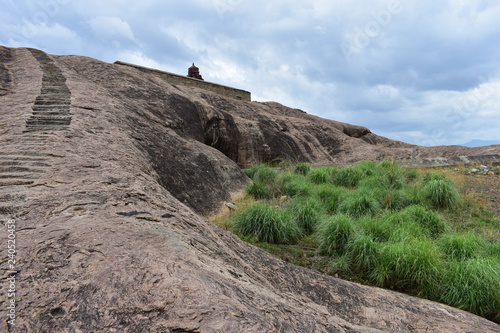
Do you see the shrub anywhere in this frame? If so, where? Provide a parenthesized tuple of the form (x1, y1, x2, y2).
(317, 215, 356, 254)
(338, 190, 381, 218)
(245, 182, 269, 199)
(288, 197, 324, 234)
(438, 232, 487, 260)
(333, 167, 364, 188)
(307, 167, 334, 184)
(347, 234, 381, 272)
(373, 240, 442, 294)
(294, 162, 311, 176)
(313, 185, 347, 214)
(403, 205, 446, 237)
(423, 178, 461, 209)
(440, 258, 500, 318)
(232, 203, 300, 244)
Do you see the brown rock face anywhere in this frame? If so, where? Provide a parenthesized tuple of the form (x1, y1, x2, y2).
(1, 46, 499, 332)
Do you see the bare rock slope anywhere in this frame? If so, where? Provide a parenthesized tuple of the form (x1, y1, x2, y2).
(1, 46, 499, 332)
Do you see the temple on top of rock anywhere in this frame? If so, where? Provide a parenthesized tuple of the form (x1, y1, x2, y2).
(187, 63, 203, 80)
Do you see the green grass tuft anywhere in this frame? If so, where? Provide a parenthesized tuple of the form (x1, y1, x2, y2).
(438, 232, 487, 260)
(373, 240, 442, 294)
(253, 166, 278, 184)
(333, 167, 364, 188)
(338, 190, 381, 217)
(383, 189, 413, 210)
(403, 205, 446, 237)
(245, 182, 269, 199)
(313, 185, 347, 214)
(280, 178, 314, 197)
(232, 203, 301, 244)
(423, 178, 461, 209)
(440, 258, 500, 318)
(244, 164, 268, 179)
(288, 197, 325, 234)
(294, 162, 311, 176)
(307, 167, 334, 184)
(317, 215, 356, 255)
(347, 234, 381, 272)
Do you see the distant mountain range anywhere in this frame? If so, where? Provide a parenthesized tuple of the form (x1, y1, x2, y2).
(461, 139, 500, 147)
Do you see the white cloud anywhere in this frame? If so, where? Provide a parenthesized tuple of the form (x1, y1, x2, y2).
(89, 16, 135, 40)
(1, 0, 500, 146)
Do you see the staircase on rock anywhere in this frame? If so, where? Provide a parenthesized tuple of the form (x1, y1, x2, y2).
(0, 48, 71, 217)
(0, 149, 53, 216)
(26, 48, 71, 131)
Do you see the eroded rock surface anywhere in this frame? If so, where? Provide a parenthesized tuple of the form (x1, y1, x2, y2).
(1, 46, 499, 332)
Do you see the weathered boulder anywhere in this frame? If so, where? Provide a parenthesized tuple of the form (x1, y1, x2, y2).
(1, 46, 499, 332)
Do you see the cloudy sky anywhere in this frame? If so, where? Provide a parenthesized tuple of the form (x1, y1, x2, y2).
(2, 0, 500, 146)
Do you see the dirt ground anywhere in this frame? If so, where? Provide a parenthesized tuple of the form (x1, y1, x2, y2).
(462, 173, 500, 218)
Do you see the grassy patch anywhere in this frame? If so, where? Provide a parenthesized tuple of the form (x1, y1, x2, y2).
(210, 161, 500, 322)
(232, 203, 300, 244)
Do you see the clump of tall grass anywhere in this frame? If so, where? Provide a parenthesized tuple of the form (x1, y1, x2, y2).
(359, 216, 392, 242)
(383, 189, 413, 210)
(403, 205, 446, 237)
(378, 159, 397, 169)
(244, 164, 268, 179)
(423, 178, 461, 209)
(404, 168, 419, 182)
(372, 239, 442, 294)
(353, 160, 379, 177)
(440, 258, 500, 318)
(307, 167, 333, 184)
(389, 221, 426, 242)
(347, 234, 381, 272)
(338, 190, 381, 217)
(280, 178, 314, 197)
(358, 175, 388, 191)
(331, 254, 351, 273)
(294, 162, 311, 176)
(288, 197, 324, 234)
(232, 203, 300, 244)
(438, 232, 487, 260)
(423, 172, 447, 183)
(245, 182, 269, 199)
(317, 215, 356, 255)
(253, 166, 278, 184)
(333, 167, 364, 188)
(313, 185, 347, 214)
(384, 163, 406, 189)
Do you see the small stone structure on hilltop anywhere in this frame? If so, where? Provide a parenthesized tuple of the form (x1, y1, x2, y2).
(115, 61, 251, 101)
(187, 63, 204, 80)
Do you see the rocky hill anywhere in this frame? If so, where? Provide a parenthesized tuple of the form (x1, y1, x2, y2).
(1, 45, 499, 332)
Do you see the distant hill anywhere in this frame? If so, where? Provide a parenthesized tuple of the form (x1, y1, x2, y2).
(462, 139, 500, 147)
